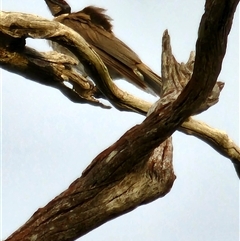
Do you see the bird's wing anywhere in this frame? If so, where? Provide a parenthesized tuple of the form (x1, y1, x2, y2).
(56, 11, 142, 67)
(54, 8, 162, 95)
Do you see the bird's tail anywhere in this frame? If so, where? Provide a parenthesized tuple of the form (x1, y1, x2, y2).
(137, 63, 162, 97)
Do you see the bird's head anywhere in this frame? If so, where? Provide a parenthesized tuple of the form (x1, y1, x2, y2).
(45, 0, 71, 16)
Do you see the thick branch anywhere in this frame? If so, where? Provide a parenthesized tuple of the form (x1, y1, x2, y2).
(2, 33, 238, 170)
(1, 12, 238, 169)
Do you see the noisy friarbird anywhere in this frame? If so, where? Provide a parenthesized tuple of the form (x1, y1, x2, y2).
(45, 0, 162, 96)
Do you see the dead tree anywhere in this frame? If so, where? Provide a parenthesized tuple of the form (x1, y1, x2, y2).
(1, 0, 239, 240)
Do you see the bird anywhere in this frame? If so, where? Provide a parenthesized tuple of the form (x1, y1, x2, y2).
(45, 0, 162, 96)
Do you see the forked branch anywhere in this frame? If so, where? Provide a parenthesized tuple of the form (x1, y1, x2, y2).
(2, 0, 240, 240)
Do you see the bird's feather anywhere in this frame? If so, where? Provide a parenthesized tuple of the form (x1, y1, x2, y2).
(54, 6, 162, 95)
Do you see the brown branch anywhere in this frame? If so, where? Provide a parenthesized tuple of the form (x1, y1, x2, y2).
(0, 38, 109, 108)
(3, 0, 239, 240)
(0, 12, 230, 115)
(0, 11, 152, 115)
(2, 12, 237, 173)
(3, 21, 237, 173)
(7, 139, 175, 241)
(148, 30, 240, 175)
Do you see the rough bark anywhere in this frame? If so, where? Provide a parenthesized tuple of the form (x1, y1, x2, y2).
(1, 13, 239, 167)
(2, 0, 239, 240)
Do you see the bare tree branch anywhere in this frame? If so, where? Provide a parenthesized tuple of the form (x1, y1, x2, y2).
(0, 37, 108, 108)
(0, 11, 152, 115)
(2, 0, 239, 240)
(179, 118, 240, 176)
(2, 20, 238, 172)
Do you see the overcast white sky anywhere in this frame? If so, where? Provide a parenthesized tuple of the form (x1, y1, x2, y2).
(1, 1, 239, 240)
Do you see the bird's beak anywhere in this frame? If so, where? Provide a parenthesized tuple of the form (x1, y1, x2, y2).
(45, 0, 71, 16)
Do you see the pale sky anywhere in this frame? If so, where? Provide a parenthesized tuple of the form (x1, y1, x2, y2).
(1, 1, 239, 240)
